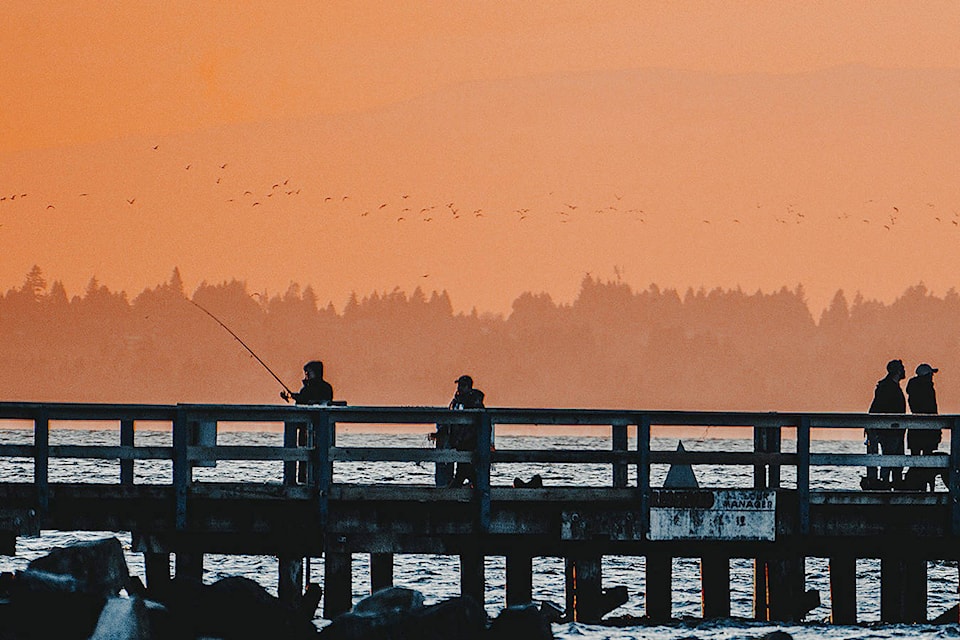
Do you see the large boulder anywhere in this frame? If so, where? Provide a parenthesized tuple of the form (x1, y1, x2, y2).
(27, 537, 128, 598)
(158, 575, 318, 640)
(400, 596, 486, 640)
(488, 603, 553, 640)
(319, 587, 426, 640)
(89, 596, 150, 640)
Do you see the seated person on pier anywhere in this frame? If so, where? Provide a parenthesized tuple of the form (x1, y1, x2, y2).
(281, 360, 334, 405)
(863, 359, 906, 490)
(447, 375, 485, 487)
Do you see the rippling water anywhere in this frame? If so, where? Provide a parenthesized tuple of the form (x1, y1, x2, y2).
(0, 427, 957, 639)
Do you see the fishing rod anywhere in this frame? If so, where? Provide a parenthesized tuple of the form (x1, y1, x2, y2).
(186, 298, 296, 399)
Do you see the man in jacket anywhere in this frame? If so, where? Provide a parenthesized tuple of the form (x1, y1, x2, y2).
(863, 359, 906, 490)
(447, 375, 485, 487)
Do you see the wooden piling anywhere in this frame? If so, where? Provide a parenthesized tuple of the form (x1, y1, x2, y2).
(506, 553, 533, 606)
(766, 556, 805, 622)
(753, 558, 768, 620)
(370, 552, 394, 593)
(143, 552, 170, 590)
(700, 554, 730, 618)
(175, 552, 203, 581)
(565, 556, 603, 623)
(460, 552, 485, 605)
(881, 556, 927, 623)
(645, 554, 672, 622)
(828, 555, 857, 624)
(323, 551, 353, 619)
(278, 556, 304, 608)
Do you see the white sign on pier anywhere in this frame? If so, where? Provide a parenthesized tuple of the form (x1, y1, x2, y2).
(649, 489, 776, 541)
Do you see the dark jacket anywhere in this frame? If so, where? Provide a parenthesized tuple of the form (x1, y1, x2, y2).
(906, 375, 937, 414)
(868, 376, 905, 414)
(448, 388, 484, 450)
(293, 378, 334, 405)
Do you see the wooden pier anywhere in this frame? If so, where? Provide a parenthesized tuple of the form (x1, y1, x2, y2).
(0, 402, 958, 624)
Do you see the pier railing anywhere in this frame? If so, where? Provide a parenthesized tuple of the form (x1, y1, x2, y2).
(0, 402, 957, 538)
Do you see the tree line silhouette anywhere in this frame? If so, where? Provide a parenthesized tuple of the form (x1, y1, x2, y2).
(3, 265, 960, 412)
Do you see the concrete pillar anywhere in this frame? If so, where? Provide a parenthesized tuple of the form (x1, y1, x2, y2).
(829, 556, 857, 624)
(645, 554, 672, 621)
(506, 553, 533, 606)
(370, 553, 394, 593)
(700, 554, 730, 618)
(323, 551, 353, 619)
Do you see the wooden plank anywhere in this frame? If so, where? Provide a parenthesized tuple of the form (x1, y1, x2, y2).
(187, 446, 309, 462)
(0, 445, 35, 457)
(45, 446, 174, 460)
(331, 447, 470, 463)
(810, 453, 947, 467)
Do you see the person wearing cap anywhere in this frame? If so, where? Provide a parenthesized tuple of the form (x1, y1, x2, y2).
(446, 374, 485, 487)
(281, 360, 334, 405)
(907, 363, 940, 455)
(863, 358, 906, 490)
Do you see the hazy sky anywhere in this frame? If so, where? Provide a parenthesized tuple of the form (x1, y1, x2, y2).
(2, 2, 959, 314)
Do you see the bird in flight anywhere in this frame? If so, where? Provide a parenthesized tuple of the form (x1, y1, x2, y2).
(46, 204, 55, 209)
(185, 164, 191, 170)
(219, 163, 227, 169)
(152, 145, 159, 150)
(126, 198, 136, 205)
(379, 203, 388, 209)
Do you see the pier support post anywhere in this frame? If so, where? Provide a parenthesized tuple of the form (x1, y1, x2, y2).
(278, 556, 304, 609)
(370, 553, 394, 593)
(175, 552, 203, 581)
(753, 558, 768, 620)
(565, 555, 603, 623)
(323, 551, 353, 619)
(460, 552, 485, 606)
(144, 552, 170, 591)
(766, 556, 805, 622)
(829, 556, 857, 624)
(645, 554, 672, 622)
(701, 554, 730, 618)
(506, 553, 533, 606)
(881, 556, 926, 623)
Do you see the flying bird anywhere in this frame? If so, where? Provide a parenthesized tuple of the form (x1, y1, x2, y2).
(46, 204, 55, 209)
(219, 163, 228, 169)
(126, 198, 136, 205)
(379, 203, 388, 209)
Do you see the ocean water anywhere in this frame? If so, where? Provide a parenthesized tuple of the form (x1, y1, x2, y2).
(0, 427, 958, 639)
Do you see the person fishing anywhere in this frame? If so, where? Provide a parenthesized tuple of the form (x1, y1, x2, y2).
(446, 374, 485, 487)
(281, 360, 334, 405)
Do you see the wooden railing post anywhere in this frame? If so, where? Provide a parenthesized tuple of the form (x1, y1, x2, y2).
(797, 416, 810, 535)
(172, 407, 190, 531)
(951, 417, 960, 536)
(637, 414, 651, 537)
(612, 419, 628, 488)
(34, 408, 49, 522)
(476, 411, 492, 532)
(283, 420, 299, 485)
(314, 410, 332, 529)
(120, 418, 134, 485)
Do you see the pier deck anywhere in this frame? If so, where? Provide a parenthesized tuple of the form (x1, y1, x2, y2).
(0, 402, 957, 623)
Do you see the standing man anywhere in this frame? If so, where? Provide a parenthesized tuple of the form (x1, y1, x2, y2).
(863, 359, 906, 490)
(907, 363, 940, 455)
(281, 360, 334, 405)
(447, 374, 485, 487)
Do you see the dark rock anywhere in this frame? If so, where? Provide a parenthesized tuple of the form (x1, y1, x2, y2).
(5, 570, 105, 640)
(538, 601, 564, 625)
(761, 631, 794, 640)
(402, 596, 486, 640)
(89, 596, 150, 640)
(27, 537, 128, 598)
(488, 603, 553, 640)
(159, 575, 318, 640)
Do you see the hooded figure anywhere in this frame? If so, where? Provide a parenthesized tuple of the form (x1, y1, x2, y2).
(906, 363, 939, 455)
(862, 359, 906, 490)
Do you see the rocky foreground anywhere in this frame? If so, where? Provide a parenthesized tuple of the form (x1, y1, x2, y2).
(0, 537, 557, 640)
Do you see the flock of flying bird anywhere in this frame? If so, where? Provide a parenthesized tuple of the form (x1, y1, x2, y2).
(1, 143, 957, 231)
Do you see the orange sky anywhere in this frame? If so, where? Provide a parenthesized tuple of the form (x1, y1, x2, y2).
(2, 2, 960, 315)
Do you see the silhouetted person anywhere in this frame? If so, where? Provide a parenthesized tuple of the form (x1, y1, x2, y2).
(447, 374, 485, 487)
(907, 363, 940, 455)
(281, 360, 334, 405)
(863, 359, 906, 490)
